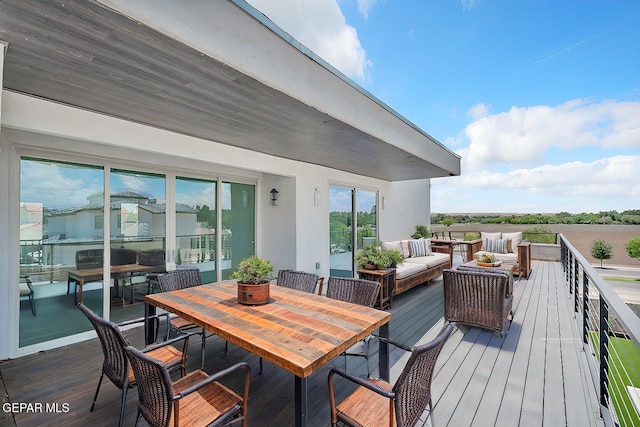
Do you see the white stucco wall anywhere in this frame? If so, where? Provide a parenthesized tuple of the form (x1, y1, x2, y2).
(0, 91, 432, 358)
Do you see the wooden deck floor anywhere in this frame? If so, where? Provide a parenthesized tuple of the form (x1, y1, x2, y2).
(0, 261, 605, 426)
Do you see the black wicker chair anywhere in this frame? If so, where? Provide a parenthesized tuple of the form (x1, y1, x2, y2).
(125, 345, 250, 427)
(78, 303, 189, 427)
(276, 270, 320, 293)
(328, 322, 456, 427)
(326, 277, 381, 376)
(157, 268, 210, 369)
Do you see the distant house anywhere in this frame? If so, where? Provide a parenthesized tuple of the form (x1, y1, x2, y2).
(0, 1, 460, 358)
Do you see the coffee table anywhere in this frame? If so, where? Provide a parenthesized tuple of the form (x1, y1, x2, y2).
(460, 259, 520, 276)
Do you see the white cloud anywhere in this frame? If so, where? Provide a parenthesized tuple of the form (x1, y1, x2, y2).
(246, 0, 372, 83)
(463, 99, 640, 171)
(460, 0, 479, 11)
(432, 155, 640, 213)
(468, 102, 491, 120)
(455, 155, 640, 197)
(357, 0, 378, 19)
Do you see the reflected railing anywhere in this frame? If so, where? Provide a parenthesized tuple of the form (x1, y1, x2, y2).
(561, 234, 640, 427)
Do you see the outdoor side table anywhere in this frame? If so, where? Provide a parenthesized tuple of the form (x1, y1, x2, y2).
(358, 268, 395, 309)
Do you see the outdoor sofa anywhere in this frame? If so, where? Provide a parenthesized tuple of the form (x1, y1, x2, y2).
(380, 238, 452, 295)
(470, 231, 532, 278)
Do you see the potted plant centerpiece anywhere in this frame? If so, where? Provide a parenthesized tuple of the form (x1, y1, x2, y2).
(231, 256, 274, 305)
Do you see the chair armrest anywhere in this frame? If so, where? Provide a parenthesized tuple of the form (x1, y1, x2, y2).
(142, 332, 196, 354)
(328, 368, 394, 398)
(374, 335, 413, 352)
(174, 361, 251, 399)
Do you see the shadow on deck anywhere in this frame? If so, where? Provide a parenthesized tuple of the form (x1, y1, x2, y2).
(0, 261, 604, 426)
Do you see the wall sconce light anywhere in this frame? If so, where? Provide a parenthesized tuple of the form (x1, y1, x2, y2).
(314, 188, 320, 206)
(270, 188, 279, 206)
(381, 196, 386, 210)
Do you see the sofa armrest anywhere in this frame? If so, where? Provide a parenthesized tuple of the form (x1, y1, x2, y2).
(431, 242, 454, 266)
(517, 241, 531, 278)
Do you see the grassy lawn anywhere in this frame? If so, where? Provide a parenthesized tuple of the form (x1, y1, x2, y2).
(590, 332, 640, 427)
(602, 276, 640, 284)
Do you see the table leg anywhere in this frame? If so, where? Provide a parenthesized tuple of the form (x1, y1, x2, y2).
(294, 376, 308, 427)
(78, 278, 85, 305)
(145, 303, 157, 345)
(379, 323, 390, 381)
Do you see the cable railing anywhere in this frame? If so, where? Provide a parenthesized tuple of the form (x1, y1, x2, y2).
(561, 234, 640, 427)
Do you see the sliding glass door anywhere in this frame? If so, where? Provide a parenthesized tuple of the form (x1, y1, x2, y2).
(329, 186, 378, 277)
(19, 158, 105, 347)
(221, 182, 255, 280)
(18, 156, 256, 349)
(108, 169, 166, 321)
(176, 177, 217, 283)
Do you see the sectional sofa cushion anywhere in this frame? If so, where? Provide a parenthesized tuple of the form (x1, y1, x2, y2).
(395, 261, 429, 279)
(404, 252, 450, 268)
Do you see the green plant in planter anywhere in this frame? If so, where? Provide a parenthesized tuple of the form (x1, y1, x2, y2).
(383, 249, 404, 267)
(355, 246, 386, 269)
(411, 224, 430, 239)
(231, 256, 274, 284)
(356, 246, 404, 269)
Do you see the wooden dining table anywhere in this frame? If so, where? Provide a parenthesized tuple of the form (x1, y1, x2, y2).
(144, 281, 392, 427)
(68, 264, 156, 306)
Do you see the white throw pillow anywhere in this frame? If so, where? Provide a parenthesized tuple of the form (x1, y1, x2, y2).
(400, 240, 411, 258)
(381, 240, 403, 254)
(502, 232, 523, 253)
(481, 232, 502, 240)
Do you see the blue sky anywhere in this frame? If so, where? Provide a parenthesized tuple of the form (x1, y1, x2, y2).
(247, 0, 640, 214)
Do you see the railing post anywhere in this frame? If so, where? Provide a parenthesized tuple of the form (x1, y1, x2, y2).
(574, 260, 580, 312)
(599, 297, 610, 407)
(583, 273, 589, 343)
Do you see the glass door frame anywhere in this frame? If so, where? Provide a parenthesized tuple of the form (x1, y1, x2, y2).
(329, 184, 379, 278)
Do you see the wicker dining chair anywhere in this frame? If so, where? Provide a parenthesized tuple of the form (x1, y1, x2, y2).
(78, 303, 189, 427)
(157, 268, 210, 369)
(326, 277, 381, 376)
(276, 270, 320, 293)
(328, 322, 456, 427)
(125, 345, 250, 427)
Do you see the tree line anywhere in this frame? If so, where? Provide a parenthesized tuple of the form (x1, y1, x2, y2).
(432, 210, 640, 226)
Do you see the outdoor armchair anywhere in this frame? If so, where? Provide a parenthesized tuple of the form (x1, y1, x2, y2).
(125, 345, 250, 427)
(443, 268, 513, 336)
(78, 303, 190, 427)
(328, 322, 456, 427)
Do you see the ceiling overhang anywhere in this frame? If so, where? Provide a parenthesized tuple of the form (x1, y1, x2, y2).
(0, 0, 460, 181)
